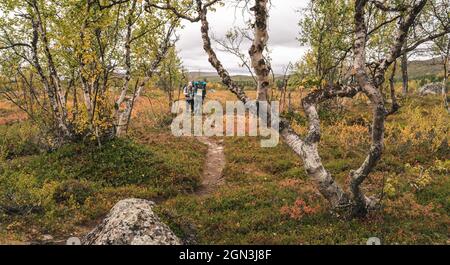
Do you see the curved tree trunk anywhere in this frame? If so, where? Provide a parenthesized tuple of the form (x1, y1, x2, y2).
(197, 1, 351, 211)
(155, 0, 431, 218)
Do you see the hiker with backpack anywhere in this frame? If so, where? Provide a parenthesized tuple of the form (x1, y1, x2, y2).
(183, 81, 194, 113)
(193, 80, 208, 115)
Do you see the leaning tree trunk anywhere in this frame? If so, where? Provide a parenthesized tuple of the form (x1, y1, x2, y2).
(29, 0, 73, 140)
(185, 0, 428, 218)
(115, 23, 174, 137)
(196, 0, 351, 210)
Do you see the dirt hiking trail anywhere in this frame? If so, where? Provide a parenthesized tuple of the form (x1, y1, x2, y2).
(195, 137, 226, 196)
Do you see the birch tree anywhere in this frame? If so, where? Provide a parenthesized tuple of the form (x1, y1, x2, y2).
(427, 1, 450, 112)
(148, 0, 450, 217)
(430, 35, 450, 112)
(0, 0, 178, 143)
(157, 46, 187, 111)
(299, 0, 354, 87)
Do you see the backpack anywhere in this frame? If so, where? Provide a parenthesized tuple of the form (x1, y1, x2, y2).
(199, 81, 207, 98)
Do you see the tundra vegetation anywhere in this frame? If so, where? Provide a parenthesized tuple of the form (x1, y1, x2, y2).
(0, 0, 449, 244)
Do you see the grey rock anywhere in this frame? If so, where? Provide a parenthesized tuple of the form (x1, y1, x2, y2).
(83, 198, 182, 245)
(418, 83, 445, 96)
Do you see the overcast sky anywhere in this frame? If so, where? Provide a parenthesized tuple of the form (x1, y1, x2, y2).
(177, 0, 309, 75)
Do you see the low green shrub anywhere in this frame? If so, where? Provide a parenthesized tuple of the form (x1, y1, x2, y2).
(53, 180, 95, 205)
(0, 122, 41, 160)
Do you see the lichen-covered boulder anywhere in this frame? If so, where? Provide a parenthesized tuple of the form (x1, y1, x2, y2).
(83, 198, 182, 245)
(418, 83, 445, 96)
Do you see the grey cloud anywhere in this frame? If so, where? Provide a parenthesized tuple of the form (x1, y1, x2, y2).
(177, 0, 309, 75)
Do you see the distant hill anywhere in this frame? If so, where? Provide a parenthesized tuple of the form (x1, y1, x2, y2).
(188, 58, 445, 84)
(187, 72, 220, 80)
(188, 72, 285, 84)
(188, 71, 257, 83)
(401, 58, 445, 80)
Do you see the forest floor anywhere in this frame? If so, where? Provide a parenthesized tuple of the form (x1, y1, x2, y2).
(0, 89, 449, 244)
